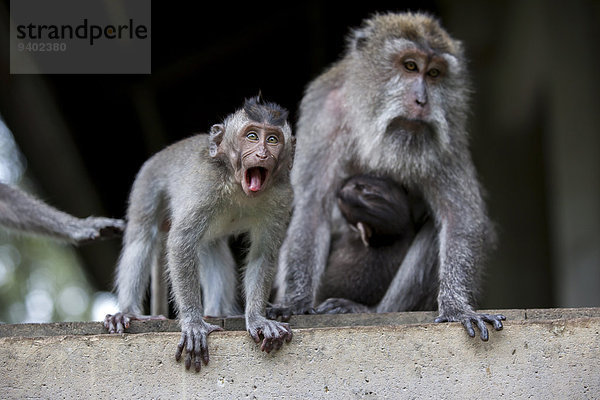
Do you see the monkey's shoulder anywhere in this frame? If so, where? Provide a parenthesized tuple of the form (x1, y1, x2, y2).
(155, 133, 211, 161)
(139, 134, 217, 177)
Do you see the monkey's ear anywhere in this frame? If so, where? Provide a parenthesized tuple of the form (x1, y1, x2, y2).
(349, 24, 373, 51)
(209, 124, 225, 158)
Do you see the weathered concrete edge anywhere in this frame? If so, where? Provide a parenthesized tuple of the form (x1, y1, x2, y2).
(1, 307, 599, 338)
(2, 316, 599, 399)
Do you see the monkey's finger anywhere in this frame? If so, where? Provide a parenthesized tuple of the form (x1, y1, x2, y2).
(487, 315, 504, 331)
(250, 328, 263, 344)
(261, 338, 274, 353)
(462, 319, 476, 338)
(195, 355, 202, 372)
(434, 316, 448, 323)
(183, 332, 194, 370)
(123, 315, 131, 330)
(206, 324, 223, 335)
(259, 326, 276, 353)
(184, 352, 192, 370)
(272, 337, 283, 352)
(104, 316, 115, 333)
(175, 334, 186, 361)
(280, 323, 293, 343)
(475, 318, 489, 341)
(116, 320, 125, 334)
(493, 320, 504, 330)
(200, 333, 210, 366)
(185, 332, 195, 366)
(193, 334, 203, 372)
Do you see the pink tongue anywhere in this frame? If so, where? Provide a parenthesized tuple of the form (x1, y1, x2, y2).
(249, 169, 262, 192)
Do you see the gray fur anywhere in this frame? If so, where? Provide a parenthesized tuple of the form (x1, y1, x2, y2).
(105, 100, 294, 370)
(0, 182, 124, 244)
(270, 12, 504, 340)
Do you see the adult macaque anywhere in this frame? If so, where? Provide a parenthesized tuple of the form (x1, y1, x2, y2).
(315, 175, 420, 310)
(0, 182, 124, 243)
(104, 97, 294, 372)
(270, 12, 505, 340)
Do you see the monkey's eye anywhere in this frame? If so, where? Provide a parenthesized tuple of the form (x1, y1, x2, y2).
(246, 131, 259, 141)
(404, 60, 418, 72)
(428, 68, 440, 78)
(266, 135, 279, 144)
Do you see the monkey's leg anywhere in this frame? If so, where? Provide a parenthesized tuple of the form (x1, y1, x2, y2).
(150, 233, 169, 316)
(245, 231, 292, 352)
(267, 196, 334, 320)
(104, 222, 167, 334)
(198, 238, 241, 317)
(0, 183, 124, 243)
(167, 222, 222, 372)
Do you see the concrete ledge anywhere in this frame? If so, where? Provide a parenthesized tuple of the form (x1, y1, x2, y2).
(1, 309, 599, 399)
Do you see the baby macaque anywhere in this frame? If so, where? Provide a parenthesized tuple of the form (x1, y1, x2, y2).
(316, 175, 418, 311)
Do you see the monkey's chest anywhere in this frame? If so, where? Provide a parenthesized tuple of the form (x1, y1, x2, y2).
(203, 207, 265, 240)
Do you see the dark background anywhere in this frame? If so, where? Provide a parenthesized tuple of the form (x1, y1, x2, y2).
(1, 0, 599, 311)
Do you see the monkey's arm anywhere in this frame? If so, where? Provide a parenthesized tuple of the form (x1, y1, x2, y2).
(0, 182, 124, 244)
(165, 214, 222, 372)
(426, 165, 505, 341)
(245, 224, 292, 352)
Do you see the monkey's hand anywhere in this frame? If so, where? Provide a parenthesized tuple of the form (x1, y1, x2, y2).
(315, 298, 372, 314)
(266, 298, 315, 322)
(434, 309, 506, 341)
(103, 312, 167, 334)
(175, 319, 223, 372)
(74, 217, 126, 244)
(247, 316, 293, 353)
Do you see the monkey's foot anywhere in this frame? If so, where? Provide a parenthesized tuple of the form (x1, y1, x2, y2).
(104, 312, 167, 334)
(266, 298, 315, 321)
(175, 319, 223, 372)
(247, 316, 293, 353)
(434, 311, 506, 341)
(76, 217, 126, 244)
(315, 298, 371, 314)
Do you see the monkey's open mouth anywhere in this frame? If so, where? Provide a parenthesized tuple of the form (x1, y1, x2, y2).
(246, 167, 269, 193)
